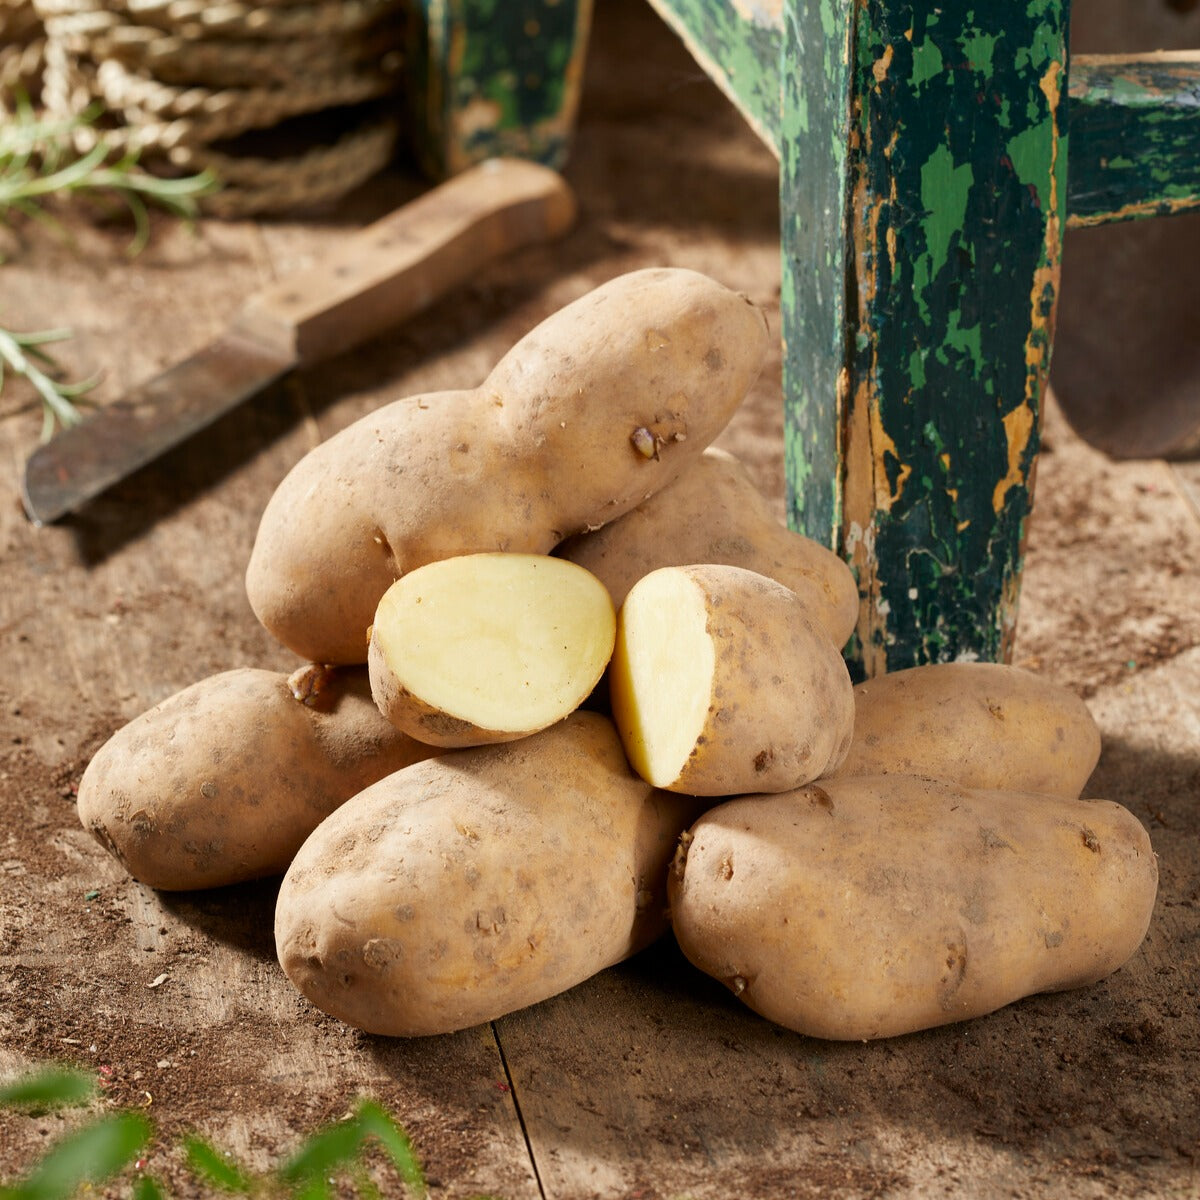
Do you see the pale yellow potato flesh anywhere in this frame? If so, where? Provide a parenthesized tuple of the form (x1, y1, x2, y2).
(369, 553, 616, 747)
(608, 568, 714, 787)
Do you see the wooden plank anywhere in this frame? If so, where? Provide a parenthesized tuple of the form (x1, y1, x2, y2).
(780, 0, 1068, 675)
(645, 0, 784, 155)
(405, 0, 595, 179)
(1067, 51, 1200, 227)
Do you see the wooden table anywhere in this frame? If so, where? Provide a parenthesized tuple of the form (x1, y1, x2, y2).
(2, 3, 1198, 1196)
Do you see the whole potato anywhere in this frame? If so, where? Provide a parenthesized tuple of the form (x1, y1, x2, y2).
(558, 447, 859, 648)
(275, 711, 703, 1036)
(830, 661, 1101, 796)
(246, 268, 769, 664)
(669, 774, 1157, 1040)
(78, 666, 437, 890)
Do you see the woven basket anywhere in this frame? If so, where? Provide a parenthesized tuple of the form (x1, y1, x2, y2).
(0, 0, 45, 103)
(16, 0, 407, 215)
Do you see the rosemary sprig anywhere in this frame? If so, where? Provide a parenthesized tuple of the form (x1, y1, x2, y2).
(0, 96, 219, 435)
(0, 323, 100, 441)
(0, 96, 220, 256)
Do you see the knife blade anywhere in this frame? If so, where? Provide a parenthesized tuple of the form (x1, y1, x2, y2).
(22, 157, 577, 525)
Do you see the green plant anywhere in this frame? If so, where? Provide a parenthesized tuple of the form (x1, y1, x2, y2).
(0, 1065, 444, 1200)
(0, 323, 98, 440)
(0, 97, 218, 255)
(0, 95, 218, 437)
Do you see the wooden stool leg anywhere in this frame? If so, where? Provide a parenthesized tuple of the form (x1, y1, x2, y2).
(781, 0, 1070, 676)
(405, 0, 594, 179)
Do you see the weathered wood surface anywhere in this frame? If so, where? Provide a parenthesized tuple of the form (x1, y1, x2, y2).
(1067, 51, 1200, 227)
(782, 0, 1068, 674)
(648, 2, 1200, 231)
(1051, 0, 1200, 462)
(1, 5, 1199, 1197)
(405, 0, 594, 178)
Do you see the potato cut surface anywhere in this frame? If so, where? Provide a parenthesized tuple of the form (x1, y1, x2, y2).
(609, 568, 714, 787)
(370, 553, 615, 744)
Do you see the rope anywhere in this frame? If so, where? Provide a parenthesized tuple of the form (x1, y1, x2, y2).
(9, 0, 406, 214)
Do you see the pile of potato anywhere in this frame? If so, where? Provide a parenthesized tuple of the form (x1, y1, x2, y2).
(78, 267, 1158, 1042)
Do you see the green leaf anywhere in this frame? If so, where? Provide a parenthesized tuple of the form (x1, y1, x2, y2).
(279, 1120, 364, 1187)
(184, 1136, 255, 1194)
(132, 1175, 167, 1200)
(4, 1112, 152, 1200)
(0, 1068, 96, 1111)
(354, 1101, 426, 1195)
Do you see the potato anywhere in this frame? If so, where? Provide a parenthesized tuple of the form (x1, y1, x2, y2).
(558, 447, 859, 647)
(275, 711, 702, 1036)
(368, 553, 615, 747)
(608, 564, 854, 796)
(829, 661, 1102, 796)
(77, 666, 437, 890)
(246, 268, 769, 664)
(669, 775, 1157, 1040)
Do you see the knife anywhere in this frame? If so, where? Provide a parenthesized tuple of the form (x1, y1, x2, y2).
(22, 157, 578, 525)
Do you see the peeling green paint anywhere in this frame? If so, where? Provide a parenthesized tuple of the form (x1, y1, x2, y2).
(779, 0, 856, 548)
(919, 145, 973, 278)
(961, 31, 1000, 75)
(1007, 120, 1054, 212)
(835, 0, 1065, 673)
(910, 39, 945, 90)
(407, 0, 592, 177)
(1067, 55, 1200, 226)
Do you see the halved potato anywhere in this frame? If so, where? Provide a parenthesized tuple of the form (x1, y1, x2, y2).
(609, 564, 854, 795)
(368, 553, 616, 747)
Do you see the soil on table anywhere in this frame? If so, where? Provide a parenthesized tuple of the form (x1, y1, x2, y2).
(2, 2, 1198, 1197)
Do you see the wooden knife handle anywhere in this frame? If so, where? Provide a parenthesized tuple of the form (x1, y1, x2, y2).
(234, 158, 577, 366)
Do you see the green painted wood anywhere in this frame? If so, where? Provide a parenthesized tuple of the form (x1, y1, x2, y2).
(643, 17, 1200, 227)
(779, 0, 854, 556)
(1067, 51, 1200, 226)
(645, 0, 784, 153)
(405, 0, 593, 179)
(782, 0, 1070, 675)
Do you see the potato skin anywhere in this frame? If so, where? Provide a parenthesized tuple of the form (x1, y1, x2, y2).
(668, 775, 1157, 1040)
(275, 711, 703, 1036)
(558, 447, 859, 647)
(829, 662, 1102, 797)
(246, 268, 769, 664)
(77, 667, 436, 890)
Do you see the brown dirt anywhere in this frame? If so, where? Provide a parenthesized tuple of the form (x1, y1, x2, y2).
(2, 2, 1199, 1197)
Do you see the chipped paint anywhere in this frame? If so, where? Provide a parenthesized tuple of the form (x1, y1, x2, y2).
(647, 0, 787, 154)
(811, 0, 1068, 674)
(992, 401, 1037, 513)
(780, 0, 856, 551)
(407, 0, 593, 178)
(1067, 52, 1200, 226)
